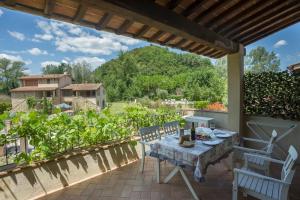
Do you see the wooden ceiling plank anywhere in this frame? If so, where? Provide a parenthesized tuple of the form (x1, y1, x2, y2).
(181, 0, 204, 17)
(135, 25, 150, 37)
(243, 18, 300, 45)
(226, 1, 299, 38)
(174, 38, 187, 47)
(85, 0, 238, 53)
(216, 0, 278, 34)
(5, 0, 16, 6)
(95, 12, 113, 30)
(163, 34, 177, 44)
(194, 0, 233, 24)
(116, 19, 133, 34)
(166, 0, 181, 10)
(184, 41, 196, 50)
(44, 0, 55, 16)
(240, 12, 300, 43)
(150, 30, 165, 41)
(207, 0, 257, 29)
(73, 4, 88, 22)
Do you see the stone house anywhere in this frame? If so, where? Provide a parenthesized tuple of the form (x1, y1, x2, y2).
(10, 74, 105, 111)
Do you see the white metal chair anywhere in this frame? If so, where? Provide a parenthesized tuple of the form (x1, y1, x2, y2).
(139, 125, 161, 173)
(233, 130, 277, 175)
(233, 145, 298, 200)
(163, 121, 180, 136)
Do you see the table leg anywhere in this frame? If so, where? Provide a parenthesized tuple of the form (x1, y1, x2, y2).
(179, 167, 200, 200)
(163, 166, 180, 183)
(156, 158, 160, 183)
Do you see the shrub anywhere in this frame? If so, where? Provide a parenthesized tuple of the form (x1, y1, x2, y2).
(194, 101, 209, 110)
(244, 71, 300, 120)
(0, 102, 11, 114)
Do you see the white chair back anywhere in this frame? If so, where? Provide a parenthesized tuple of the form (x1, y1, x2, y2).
(139, 125, 161, 142)
(281, 145, 298, 182)
(266, 130, 278, 154)
(163, 121, 180, 136)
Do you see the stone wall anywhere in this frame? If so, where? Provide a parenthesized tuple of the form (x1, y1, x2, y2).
(0, 141, 141, 200)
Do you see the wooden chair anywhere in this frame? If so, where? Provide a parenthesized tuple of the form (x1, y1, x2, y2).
(139, 125, 161, 173)
(232, 145, 298, 200)
(163, 121, 180, 136)
(233, 130, 277, 175)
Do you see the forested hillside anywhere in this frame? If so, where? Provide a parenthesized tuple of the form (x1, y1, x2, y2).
(94, 45, 226, 102)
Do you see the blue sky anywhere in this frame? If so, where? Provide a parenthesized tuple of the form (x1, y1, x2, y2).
(0, 7, 299, 74)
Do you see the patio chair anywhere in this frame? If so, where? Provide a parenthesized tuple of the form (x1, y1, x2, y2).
(233, 130, 277, 175)
(232, 145, 298, 200)
(163, 121, 180, 136)
(139, 125, 161, 173)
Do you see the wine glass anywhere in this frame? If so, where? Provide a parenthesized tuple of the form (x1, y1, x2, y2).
(210, 123, 216, 132)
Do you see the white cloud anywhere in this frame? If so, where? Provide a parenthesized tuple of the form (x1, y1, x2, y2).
(274, 40, 287, 48)
(41, 61, 60, 68)
(8, 31, 25, 41)
(74, 57, 106, 69)
(34, 19, 141, 55)
(28, 48, 48, 55)
(34, 34, 53, 41)
(0, 9, 3, 17)
(0, 53, 32, 65)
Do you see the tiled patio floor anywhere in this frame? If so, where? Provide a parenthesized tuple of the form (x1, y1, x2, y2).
(39, 157, 300, 200)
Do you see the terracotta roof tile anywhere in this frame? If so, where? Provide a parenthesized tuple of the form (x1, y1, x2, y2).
(62, 84, 102, 91)
(19, 74, 70, 80)
(11, 86, 58, 92)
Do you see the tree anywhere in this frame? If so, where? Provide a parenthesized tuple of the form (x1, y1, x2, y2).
(71, 61, 94, 83)
(42, 63, 71, 75)
(246, 46, 280, 73)
(0, 58, 26, 94)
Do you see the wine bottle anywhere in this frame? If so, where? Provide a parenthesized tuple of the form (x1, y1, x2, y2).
(191, 122, 196, 141)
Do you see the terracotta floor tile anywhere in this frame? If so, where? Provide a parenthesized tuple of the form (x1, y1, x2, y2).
(38, 157, 300, 200)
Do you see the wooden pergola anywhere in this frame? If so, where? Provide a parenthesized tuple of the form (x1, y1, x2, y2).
(1, 0, 300, 132)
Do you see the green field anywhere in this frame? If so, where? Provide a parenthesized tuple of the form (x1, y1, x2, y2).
(108, 102, 131, 114)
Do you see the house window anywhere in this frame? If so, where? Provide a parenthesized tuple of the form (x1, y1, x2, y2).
(46, 91, 52, 97)
(47, 79, 50, 84)
(92, 91, 95, 96)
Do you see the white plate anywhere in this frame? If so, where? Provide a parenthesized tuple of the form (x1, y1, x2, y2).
(202, 140, 221, 146)
(215, 133, 231, 138)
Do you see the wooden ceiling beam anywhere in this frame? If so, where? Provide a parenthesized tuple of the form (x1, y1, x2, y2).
(116, 19, 133, 34)
(174, 38, 187, 48)
(194, 0, 234, 24)
(226, 1, 299, 38)
(163, 34, 177, 44)
(207, 0, 257, 30)
(95, 12, 113, 30)
(85, 0, 238, 53)
(73, 4, 88, 22)
(135, 25, 150, 37)
(44, 0, 55, 16)
(181, 0, 204, 17)
(241, 12, 300, 44)
(150, 30, 164, 41)
(4, 0, 16, 6)
(216, 0, 278, 34)
(166, 0, 181, 10)
(243, 17, 300, 45)
(183, 41, 196, 50)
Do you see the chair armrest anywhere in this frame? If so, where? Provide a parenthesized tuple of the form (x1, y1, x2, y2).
(234, 168, 289, 185)
(244, 153, 285, 165)
(241, 137, 269, 144)
(233, 145, 269, 155)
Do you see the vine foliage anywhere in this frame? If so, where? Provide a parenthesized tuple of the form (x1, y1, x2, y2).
(244, 71, 300, 120)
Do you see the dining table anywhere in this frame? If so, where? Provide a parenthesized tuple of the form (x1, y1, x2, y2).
(149, 129, 238, 200)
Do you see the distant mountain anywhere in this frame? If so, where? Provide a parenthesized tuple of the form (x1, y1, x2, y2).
(94, 45, 226, 102)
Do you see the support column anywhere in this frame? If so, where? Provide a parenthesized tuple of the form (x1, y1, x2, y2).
(227, 44, 244, 133)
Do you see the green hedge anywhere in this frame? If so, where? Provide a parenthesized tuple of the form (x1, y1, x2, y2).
(244, 71, 300, 120)
(0, 102, 11, 114)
